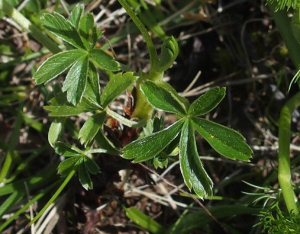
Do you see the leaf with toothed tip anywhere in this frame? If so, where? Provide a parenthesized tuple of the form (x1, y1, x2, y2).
(191, 117, 253, 161)
(42, 12, 85, 49)
(33, 49, 86, 85)
(179, 120, 213, 198)
(122, 119, 184, 163)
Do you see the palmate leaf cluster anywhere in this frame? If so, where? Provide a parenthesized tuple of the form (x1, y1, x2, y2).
(34, 4, 253, 198)
(33, 4, 135, 190)
(33, 4, 119, 105)
(123, 82, 253, 198)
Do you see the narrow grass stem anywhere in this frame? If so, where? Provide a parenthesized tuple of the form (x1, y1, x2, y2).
(278, 92, 300, 215)
(27, 170, 76, 227)
(117, 0, 158, 71)
(0, 0, 61, 54)
(0, 110, 23, 183)
(0, 180, 61, 232)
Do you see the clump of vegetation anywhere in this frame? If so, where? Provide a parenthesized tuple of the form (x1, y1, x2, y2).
(1, 0, 300, 233)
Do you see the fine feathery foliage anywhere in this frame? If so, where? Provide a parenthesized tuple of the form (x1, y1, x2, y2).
(267, 0, 300, 10)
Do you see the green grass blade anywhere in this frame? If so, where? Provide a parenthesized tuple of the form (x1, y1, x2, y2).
(0, 190, 24, 218)
(27, 169, 76, 226)
(0, 180, 61, 232)
(0, 109, 23, 183)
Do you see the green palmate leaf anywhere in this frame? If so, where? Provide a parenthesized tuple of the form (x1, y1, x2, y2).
(152, 115, 164, 133)
(157, 81, 190, 110)
(33, 49, 85, 84)
(84, 62, 101, 105)
(78, 13, 96, 49)
(89, 48, 119, 71)
(79, 162, 93, 190)
(95, 130, 121, 155)
(84, 157, 100, 174)
(69, 4, 84, 28)
(58, 156, 81, 176)
(48, 118, 64, 147)
(44, 105, 90, 116)
(54, 142, 82, 157)
(62, 55, 89, 105)
(188, 87, 226, 116)
(153, 156, 168, 169)
(79, 112, 106, 146)
(191, 117, 253, 161)
(101, 72, 137, 108)
(42, 12, 85, 49)
(122, 119, 184, 162)
(45, 96, 100, 116)
(141, 80, 187, 115)
(179, 120, 213, 198)
(85, 62, 101, 104)
(125, 207, 166, 234)
(50, 84, 68, 105)
(157, 36, 179, 72)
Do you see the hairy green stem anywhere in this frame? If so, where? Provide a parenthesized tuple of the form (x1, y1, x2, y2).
(268, 2, 300, 214)
(0, 0, 60, 54)
(278, 92, 300, 215)
(131, 71, 163, 122)
(117, 0, 158, 71)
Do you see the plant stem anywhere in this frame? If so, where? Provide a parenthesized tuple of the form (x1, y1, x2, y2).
(278, 91, 300, 215)
(0, 0, 61, 54)
(106, 108, 144, 127)
(131, 71, 163, 122)
(117, 0, 158, 71)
